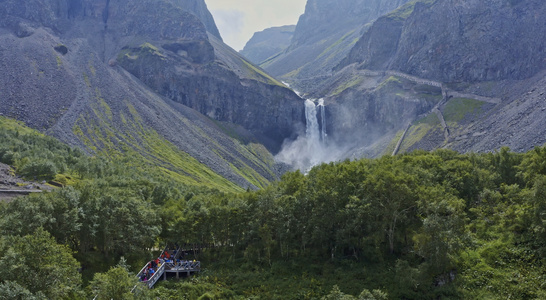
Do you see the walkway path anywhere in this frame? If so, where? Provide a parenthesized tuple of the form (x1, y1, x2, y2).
(357, 68, 500, 104)
(355, 68, 502, 154)
(392, 123, 411, 156)
(433, 107, 450, 142)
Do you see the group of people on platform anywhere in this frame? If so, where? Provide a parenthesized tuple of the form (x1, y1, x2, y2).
(139, 249, 197, 282)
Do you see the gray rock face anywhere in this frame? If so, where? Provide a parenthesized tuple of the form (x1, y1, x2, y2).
(261, 0, 411, 94)
(117, 42, 304, 152)
(341, 0, 546, 83)
(0, 0, 221, 39)
(0, 0, 305, 188)
(314, 66, 441, 157)
(322, 0, 546, 157)
(291, 0, 409, 48)
(326, 85, 435, 153)
(173, 0, 223, 40)
(240, 25, 295, 64)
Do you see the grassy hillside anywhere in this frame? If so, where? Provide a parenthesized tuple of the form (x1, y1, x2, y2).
(1, 114, 265, 193)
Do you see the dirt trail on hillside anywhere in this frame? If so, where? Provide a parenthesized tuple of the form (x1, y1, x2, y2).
(0, 163, 53, 201)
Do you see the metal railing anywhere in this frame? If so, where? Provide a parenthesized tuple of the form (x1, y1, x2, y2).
(129, 245, 202, 292)
(145, 263, 165, 289)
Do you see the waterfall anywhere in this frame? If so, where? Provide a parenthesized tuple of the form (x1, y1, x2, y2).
(276, 93, 336, 172)
(305, 98, 327, 146)
(318, 98, 327, 143)
(304, 99, 328, 168)
(305, 99, 321, 148)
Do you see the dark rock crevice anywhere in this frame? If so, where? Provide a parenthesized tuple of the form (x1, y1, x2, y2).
(102, 0, 110, 26)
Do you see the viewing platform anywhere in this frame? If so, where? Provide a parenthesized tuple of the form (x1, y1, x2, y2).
(136, 246, 201, 289)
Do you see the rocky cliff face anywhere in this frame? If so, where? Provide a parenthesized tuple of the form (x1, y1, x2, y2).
(0, 0, 305, 188)
(240, 25, 295, 65)
(173, 0, 222, 40)
(0, 0, 220, 39)
(340, 0, 546, 83)
(260, 0, 411, 94)
(117, 39, 304, 152)
(291, 0, 409, 48)
(321, 0, 546, 157)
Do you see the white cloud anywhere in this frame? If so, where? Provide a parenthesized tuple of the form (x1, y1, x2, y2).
(205, 0, 307, 51)
(210, 9, 245, 47)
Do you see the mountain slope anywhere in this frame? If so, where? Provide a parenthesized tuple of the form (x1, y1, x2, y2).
(315, 0, 546, 157)
(240, 25, 295, 65)
(0, 0, 305, 189)
(339, 0, 546, 82)
(174, 0, 223, 40)
(260, 0, 412, 94)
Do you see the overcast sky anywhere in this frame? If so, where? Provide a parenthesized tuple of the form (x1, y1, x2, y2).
(205, 0, 307, 51)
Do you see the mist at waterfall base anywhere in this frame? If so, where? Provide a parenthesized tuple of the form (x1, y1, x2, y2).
(275, 99, 347, 172)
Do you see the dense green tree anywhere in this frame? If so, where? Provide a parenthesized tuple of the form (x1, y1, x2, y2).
(532, 175, 546, 254)
(18, 160, 58, 180)
(357, 289, 388, 300)
(322, 285, 357, 300)
(79, 191, 161, 256)
(519, 146, 546, 184)
(360, 158, 418, 254)
(0, 187, 82, 251)
(90, 260, 148, 300)
(414, 186, 466, 274)
(0, 229, 83, 299)
(322, 285, 388, 300)
(0, 281, 47, 300)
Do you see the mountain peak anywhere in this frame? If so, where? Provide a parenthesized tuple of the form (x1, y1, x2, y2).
(240, 25, 296, 65)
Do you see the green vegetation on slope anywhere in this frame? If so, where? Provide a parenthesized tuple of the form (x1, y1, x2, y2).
(376, 76, 405, 96)
(443, 97, 487, 123)
(331, 75, 364, 96)
(72, 96, 261, 192)
(399, 113, 442, 152)
(241, 58, 285, 87)
(386, 0, 438, 21)
(318, 30, 357, 60)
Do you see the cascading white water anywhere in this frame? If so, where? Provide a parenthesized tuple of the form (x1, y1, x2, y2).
(318, 98, 327, 143)
(305, 99, 320, 146)
(276, 90, 341, 171)
(304, 99, 322, 167)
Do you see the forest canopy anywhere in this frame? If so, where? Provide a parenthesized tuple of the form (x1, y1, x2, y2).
(0, 117, 544, 299)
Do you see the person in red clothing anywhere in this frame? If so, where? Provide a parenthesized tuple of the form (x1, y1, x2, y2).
(165, 251, 171, 259)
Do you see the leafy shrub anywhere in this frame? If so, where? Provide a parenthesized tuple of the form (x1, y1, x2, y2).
(19, 160, 57, 180)
(0, 150, 20, 165)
